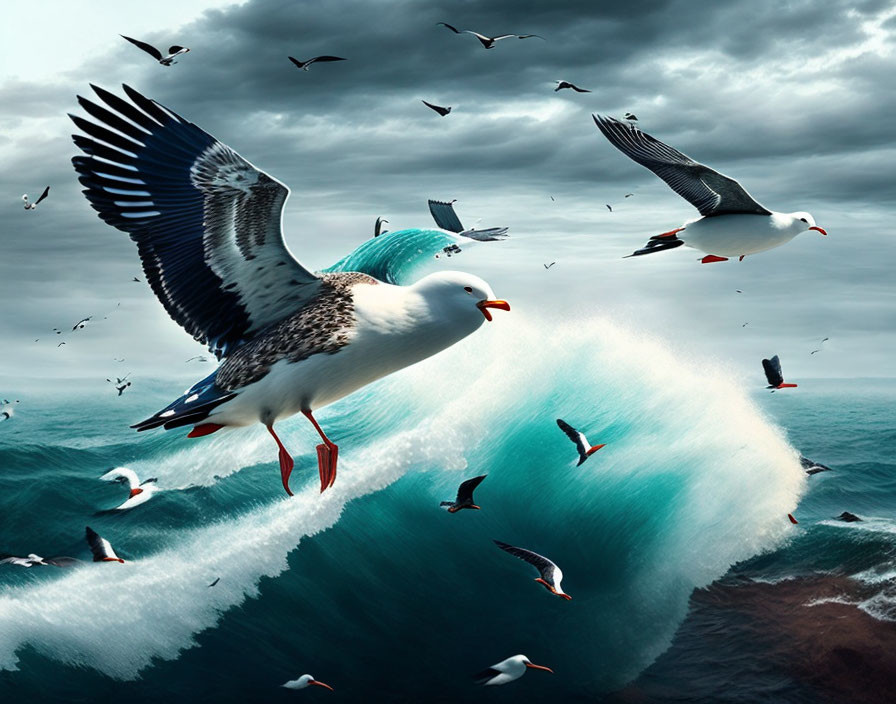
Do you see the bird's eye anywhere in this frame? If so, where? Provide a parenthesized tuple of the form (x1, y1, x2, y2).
(799, 218, 807, 223)
(463, 286, 473, 294)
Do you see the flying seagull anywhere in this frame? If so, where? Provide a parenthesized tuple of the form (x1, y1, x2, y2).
(72, 316, 92, 330)
(762, 355, 797, 390)
(71, 85, 510, 498)
(799, 455, 832, 476)
(437, 22, 543, 49)
(282, 675, 333, 691)
(606, 204, 612, 212)
(208, 577, 220, 587)
(543, 262, 555, 270)
(554, 80, 590, 92)
(185, 356, 209, 363)
(1, 552, 79, 567)
(624, 112, 638, 122)
(428, 199, 508, 241)
(85, 526, 124, 563)
(475, 655, 553, 686)
(440, 474, 486, 513)
(494, 540, 571, 600)
(121, 35, 189, 66)
(556, 418, 605, 466)
(100, 467, 159, 510)
(593, 115, 826, 262)
(288, 56, 346, 71)
(422, 100, 451, 116)
(374, 217, 389, 238)
(22, 187, 50, 210)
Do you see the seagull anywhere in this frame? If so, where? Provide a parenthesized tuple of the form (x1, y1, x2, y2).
(281, 675, 333, 691)
(121, 35, 189, 66)
(821, 337, 829, 343)
(100, 467, 159, 510)
(72, 316, 92, 330)
(185, 356, 209, 363)
(288, 56, 346, 71)
(428, 199, 508, 241)
(0, 553, 80, 568)
(374, 217, 389, 238)
(810, 349, 821, 355)
(441, 475, 486, 513)
(475, 655, 553, 686)
(800, 455, 832, 476)
(421, 100, 451, 117)
(606, 204, 612, 212)
(133, 277, 141, 282)
(556, 418, 605, 466)
(543, 262, 555, 270)
(593, 115, 827, 262)
(494, 540, 571, 600)
(437, 22, 543, 49)
(624, 193, 634, 198)
(71, 85, 510, 498)
(57, 342, 66, 347)
(22, 187, 50, 210)
(742, 322, 749, 327)
(208, 577, 220, 587)
(86, 526, 124, 563)
(554, 80, 590, 93)
(624, 113, 638, 122)
(762, 355, 797, 390)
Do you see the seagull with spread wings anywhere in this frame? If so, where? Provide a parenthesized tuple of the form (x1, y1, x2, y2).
(70, 85, 509, 497)
(288, 55, 346, 71)
(437, 22, 543, 49)
(593, 115, 826, 263)
(121, 35, 189, 66)
(554, 80, 590, 93)
(440, 474, 486, 513)
(22, 186, 50, 210)
(556, 418, 605, 466)
(494, 540, 572, 600)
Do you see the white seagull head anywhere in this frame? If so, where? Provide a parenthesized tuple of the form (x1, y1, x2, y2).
(413, 271, 510, 325)
(281, 674, 333, 691)
(789, 211, 827, 237)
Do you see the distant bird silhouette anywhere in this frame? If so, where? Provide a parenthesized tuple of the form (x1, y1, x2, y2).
(606, 204, 612, 212)
(437, 22, 543, 49)
(288, 55, 346, 71)
(762, 355, 797, 390)
(57, 342, 66, 347)
(624, 193, 634, 198)
(428, 199, 508, 240)
(208, 577, 221, 587)
(624, 112, 638, 122)
(121, 35, 189, 66)
(556, 418, 605, 465)
(72, 316, 92, 330)
(422, 100, 451, 116)
(554, 80, 590, 92)
(132, 277, 141, 282)
(441, 475, 486, 513)
(22, 186, 50, 210)
(494, 540, 571, 600)
(543, 262, 555, 270)
(810, 349, 821, 355)
(374, 217, 389, 237)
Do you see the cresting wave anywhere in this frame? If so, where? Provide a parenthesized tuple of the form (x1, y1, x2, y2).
(0, 315, 806, 688)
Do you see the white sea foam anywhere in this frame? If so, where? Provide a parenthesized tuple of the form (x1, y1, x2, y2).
(0, 317, 805, 678)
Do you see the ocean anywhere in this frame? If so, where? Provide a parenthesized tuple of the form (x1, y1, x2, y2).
(1, 230, 893, 702)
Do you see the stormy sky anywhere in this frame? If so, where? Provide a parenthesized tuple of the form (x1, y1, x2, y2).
(1, 0, 894, 391)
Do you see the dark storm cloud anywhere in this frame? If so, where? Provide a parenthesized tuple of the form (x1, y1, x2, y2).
(1, 0, 895, 382)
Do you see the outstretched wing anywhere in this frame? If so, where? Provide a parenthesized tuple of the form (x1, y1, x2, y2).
(34, 186, 50, 205)
(100, 467, 140, 490)
(494, 540, 557, 581)
(85, 526, 119, 562)
(120, 35, 162, 61)
(308, 56, 346, 64)
(437, 22, 462, 33)
(168, 45, 186, 54)
(428, 199, 464, 233)
(456, 474, 486, 503)
(71, 84, 323, 358)
(556, 418, 588, 464)
(592, 115, 770, 217)
(762, 356, 783, 387)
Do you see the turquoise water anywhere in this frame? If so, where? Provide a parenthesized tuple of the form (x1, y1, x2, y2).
(0, 230, 893, 702)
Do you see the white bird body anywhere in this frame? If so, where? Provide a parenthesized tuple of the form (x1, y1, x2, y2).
(281, 674, 333, 691)
(100, 467, 159, 510)
(476, 655, 553, 686)
(0, 553, 46, 567)
(202, 273, 494, 427)
(679, 211, 818, 257)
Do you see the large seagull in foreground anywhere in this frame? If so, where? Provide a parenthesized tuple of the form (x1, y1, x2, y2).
(592, 115, 827, 263)
(70, 85, 509, 496)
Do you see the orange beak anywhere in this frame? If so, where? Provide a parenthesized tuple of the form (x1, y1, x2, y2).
(586, 444, 606, 456)
(309, 680, 334, 691)
(525, 663, 554, 673)
(808, 226, 827, 235)
(477, 299, 510, 322)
